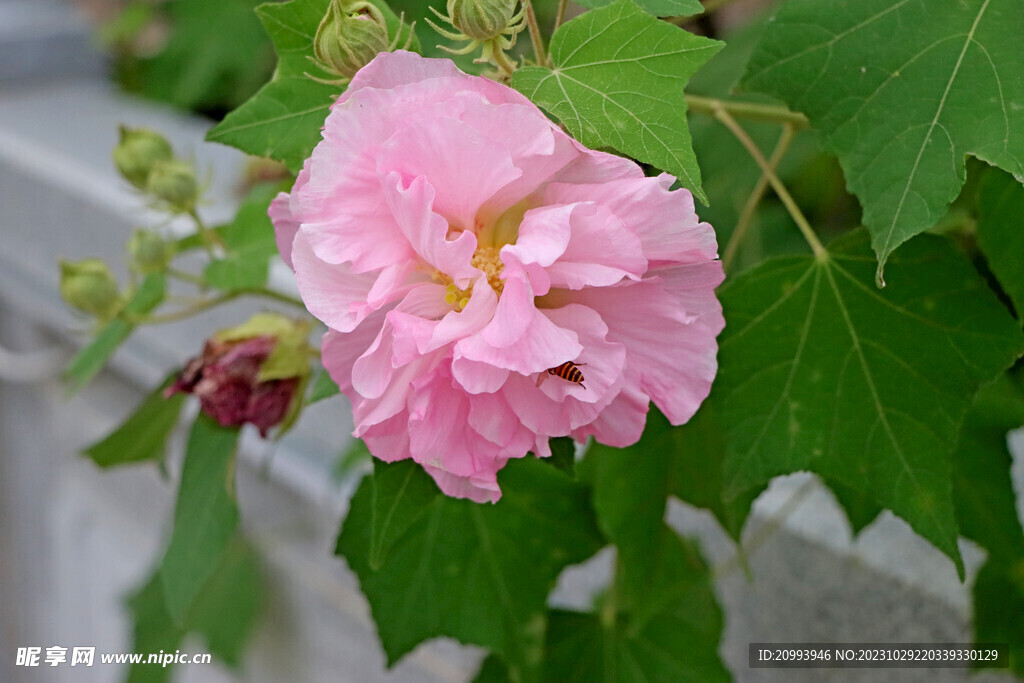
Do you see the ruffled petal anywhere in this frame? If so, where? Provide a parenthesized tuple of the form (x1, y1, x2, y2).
(545, 174, 717, 264)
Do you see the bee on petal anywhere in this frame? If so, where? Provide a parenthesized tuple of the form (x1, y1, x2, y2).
(538, 361, 586, 389)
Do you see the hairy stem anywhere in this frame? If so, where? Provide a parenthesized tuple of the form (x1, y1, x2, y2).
(687, 94, 808, 128)
(722, 124, 796, 271)
(524, 0, 547, 66)
(713, 105, 827, 261)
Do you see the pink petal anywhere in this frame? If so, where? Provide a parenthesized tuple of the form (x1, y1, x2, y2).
(291, 231, 379, 332)
(376, 116, 522, 234)
(545, 174, 718, 264)
(269, 191, 300, 270)
(566, 266, 724, 425)
(422, 463, 502, 504)
(379, 172, 479, 282)
(545, 202, 647, 289)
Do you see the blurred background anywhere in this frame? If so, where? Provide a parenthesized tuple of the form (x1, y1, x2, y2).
(0, 1, 1021, 681)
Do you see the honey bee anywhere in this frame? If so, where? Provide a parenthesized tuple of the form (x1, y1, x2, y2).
(543, 361, 587, 389)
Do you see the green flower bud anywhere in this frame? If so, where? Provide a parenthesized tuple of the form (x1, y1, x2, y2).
(127, 229, 174, 274)
(59, 259, 123, 319)
(447, 0, 518, 41)
(146, 159, 198, 213)
(313, 0, 390, 82)
(112, 126, 173, 190)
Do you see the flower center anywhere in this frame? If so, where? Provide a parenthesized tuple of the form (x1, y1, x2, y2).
(471, 245, 504, 295)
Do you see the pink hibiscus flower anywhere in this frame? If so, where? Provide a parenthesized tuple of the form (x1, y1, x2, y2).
(271, 51, 724, 502)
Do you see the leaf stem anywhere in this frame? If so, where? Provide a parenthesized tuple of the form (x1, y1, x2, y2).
(687, 94, 808, 128)
(722, 124, 796, 271)
(554, 0, 569, 33)
(188, 208, 227, 254)
(712, 104, 827, 261)
(524, 0, 547, 66)
(167, 267, 206, 287)
(139, 287, 307, 324)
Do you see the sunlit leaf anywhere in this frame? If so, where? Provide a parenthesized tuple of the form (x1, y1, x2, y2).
(513, 0, 722, 203)
(743, 0, 1024, 279)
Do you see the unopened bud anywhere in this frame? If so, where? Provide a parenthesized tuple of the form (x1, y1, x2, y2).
(59, 259, 123, 319)
(127, 229, 174, 274)
(113, 126, 173, 190)
(313, 0, 390, 82)
(166, 313, 313, 437)
(146, 159, 198, 213)
(447, 0, 518, 41)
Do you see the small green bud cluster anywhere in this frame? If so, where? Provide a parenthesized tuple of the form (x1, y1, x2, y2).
(447, 0, 518, 41)
(113, 126, 198, 214)
(127, 229, 175, 274)
(59, 259, 124, 320)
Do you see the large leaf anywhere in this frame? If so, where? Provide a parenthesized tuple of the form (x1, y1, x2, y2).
(63, 274, 166, 394)
(204, 184, 281, 291)
(160, 415, 240, 625)
(336, 457, 604, 678)
(977, 169, 1024, 319)
(140, 0, 272, 113)
(717, 230, 1023, 575)
(973, 558, 1024, 676)
(953, 375, 1024, 560)
(584, 405, 756, 549)
(127, 539, 264, 681)
(742, 0, 1024, 280)
(206, 0, 415, 172)
(512, 0, 722, 204)
(83, 374, 185, 468)
(543, 531, 729, 683)
(573, 0, 703, 18)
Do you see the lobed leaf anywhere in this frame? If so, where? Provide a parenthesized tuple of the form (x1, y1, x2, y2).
(206, 0, 415, 172)
(717, 230, 1024, 576)
(336, 457, 604, 678)
(543, 530, 729, 683)
(573, 0, 704, 18)
(743, 0, 1024, 280)
(976, 169, 1024, 320)
(512, 0, 722, 204)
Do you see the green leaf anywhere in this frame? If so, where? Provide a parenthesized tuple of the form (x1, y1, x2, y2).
(63, 273, 166, 394)
(742, 0, 1024, 280)
(977, 169, 1024, 319)
(185, 538, 265, 666)
(547, 436, 576, 477)
(953, 375, 1024, 561)
(140, 0, 272, 113)
(512, 0, 722, 204)
(206, 0, 415, 172)
(543, 531, 729, 683)
(126, 539, 264, 681)
(126, 573, 182, 683)
(584, 406, 756, 548)
(161, 414, 240, 625)
(335, 457, 604, 677)
(308, 369, 341, 403)
(717, 230, 1024, 576)
(973, 558, 1024, 676)
(204, 185, 281, 291)
(83, 374, 185, 468)
(573, 0, 704, 18)
(825, 479, 883, 535)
